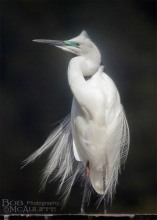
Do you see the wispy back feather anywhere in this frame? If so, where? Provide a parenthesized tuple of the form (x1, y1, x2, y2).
(23, 114, 85, 206)
(23, 110, 129, 207)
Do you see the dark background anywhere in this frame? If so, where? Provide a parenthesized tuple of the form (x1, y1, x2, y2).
(1, 0, 156, 214)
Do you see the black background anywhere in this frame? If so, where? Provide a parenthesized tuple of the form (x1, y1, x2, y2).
(1, 0, 156, 214)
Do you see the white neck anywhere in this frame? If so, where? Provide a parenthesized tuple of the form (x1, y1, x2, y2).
(68, 55, 100, 107)
(68, 56, 85, 93)
(81, 45, 101, 76)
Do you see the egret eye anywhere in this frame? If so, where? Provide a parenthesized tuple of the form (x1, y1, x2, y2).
(75, 43, 80, 47)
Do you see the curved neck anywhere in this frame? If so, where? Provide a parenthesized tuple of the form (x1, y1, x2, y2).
(81, 45, 101, 76)
(68, 56, 86, 91)
(68, 56, 99, 107)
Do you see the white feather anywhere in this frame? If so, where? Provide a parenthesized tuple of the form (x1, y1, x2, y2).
(24, 31, 130, 209)
(70, 64, 130, 201)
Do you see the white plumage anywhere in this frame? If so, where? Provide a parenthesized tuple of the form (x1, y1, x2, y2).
(23, 31, 129, 210)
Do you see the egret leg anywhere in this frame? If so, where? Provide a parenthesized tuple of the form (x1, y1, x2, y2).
(103, 195, 107, 214)
(81, 161, 90, 214)
(103, 164, 107, 214)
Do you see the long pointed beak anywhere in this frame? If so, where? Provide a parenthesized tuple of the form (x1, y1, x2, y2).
(33, 39, 64, 46)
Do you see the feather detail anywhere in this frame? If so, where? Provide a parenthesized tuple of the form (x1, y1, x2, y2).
(22, 114, 84, 206)
(23, 107, 129, 207)
(23, 31, 130, 210)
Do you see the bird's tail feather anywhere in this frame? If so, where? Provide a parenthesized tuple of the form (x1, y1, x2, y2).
(22, 115, 71, 167)
(95, 108, 130, 207)
(22, 110, 129, 208)
(22, 114, 85, 206)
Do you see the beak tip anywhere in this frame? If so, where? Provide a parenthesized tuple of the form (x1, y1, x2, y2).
(32, 39, 64, 46)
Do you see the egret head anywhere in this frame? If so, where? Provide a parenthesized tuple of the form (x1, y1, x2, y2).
(33, 30, 100, 57)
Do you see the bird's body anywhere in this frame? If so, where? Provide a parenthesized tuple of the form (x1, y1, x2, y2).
(24, 31, 129, 211)
(71, 67, 124, 195)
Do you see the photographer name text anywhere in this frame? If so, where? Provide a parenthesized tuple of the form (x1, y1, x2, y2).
(1, 199, 59, 214)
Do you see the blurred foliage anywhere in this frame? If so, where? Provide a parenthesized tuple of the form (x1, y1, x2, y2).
(0, 0, 156, 214)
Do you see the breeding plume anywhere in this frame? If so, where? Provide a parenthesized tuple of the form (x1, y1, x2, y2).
(24, 31, 130, 213)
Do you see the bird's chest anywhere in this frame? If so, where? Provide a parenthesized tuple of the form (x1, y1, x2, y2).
(71, 98, 104, 146)
(71, 98, 106, 165)
(71, 98, 90, 134)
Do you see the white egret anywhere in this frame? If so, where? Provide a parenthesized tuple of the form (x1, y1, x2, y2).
(24, 31, 130, 213)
